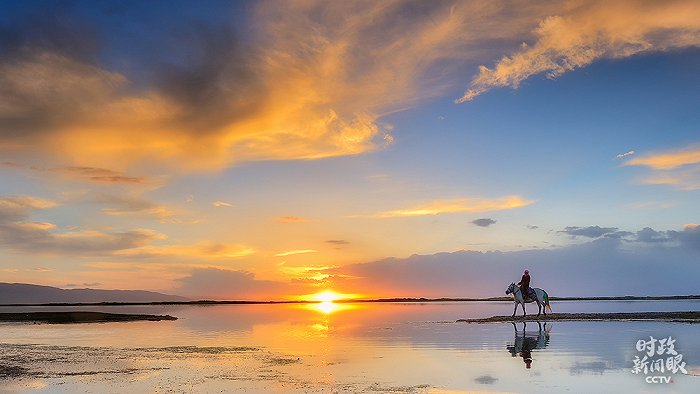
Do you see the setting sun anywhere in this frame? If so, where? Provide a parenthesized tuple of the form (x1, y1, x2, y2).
(300, 290, 363, 303)
(313, 291, 342, 303)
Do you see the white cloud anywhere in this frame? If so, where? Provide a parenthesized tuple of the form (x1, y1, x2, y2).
(615, 151, 635, 159)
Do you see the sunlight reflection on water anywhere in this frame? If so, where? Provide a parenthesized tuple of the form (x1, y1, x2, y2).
(302, 300, 358, 315)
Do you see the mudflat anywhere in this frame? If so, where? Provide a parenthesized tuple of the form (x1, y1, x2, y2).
(457, 311, 700, 323)
(0, 312, 177, 324)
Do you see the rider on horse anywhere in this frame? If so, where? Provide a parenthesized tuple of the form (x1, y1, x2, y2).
(518, 270, 533, 301)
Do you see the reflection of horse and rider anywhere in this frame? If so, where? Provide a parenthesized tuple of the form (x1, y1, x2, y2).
(506, 269, 552, 317)
(506, 321, 551, 369)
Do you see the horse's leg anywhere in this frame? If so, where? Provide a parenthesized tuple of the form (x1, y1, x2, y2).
(512, 302, 517, 317)
(540, 290, 547, 316)
(521, 301, 526, 316)
(543, 297, 547, 316)
(536, 298, 542, 317)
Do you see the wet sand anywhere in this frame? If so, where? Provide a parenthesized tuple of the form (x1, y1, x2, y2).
(0, 343, 433, 393)
(0, 312, 177, 323)
(456, 311, 700, 323)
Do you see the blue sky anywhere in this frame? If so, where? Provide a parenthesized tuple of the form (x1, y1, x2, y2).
(0, 0, 699, 298)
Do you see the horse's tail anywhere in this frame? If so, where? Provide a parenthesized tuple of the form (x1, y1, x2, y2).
(544, 290, 552, 313)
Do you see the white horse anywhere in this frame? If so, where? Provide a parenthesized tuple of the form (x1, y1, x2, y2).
(505, 283, 551, 317)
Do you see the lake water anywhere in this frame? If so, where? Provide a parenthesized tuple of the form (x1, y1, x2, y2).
(0, 300, 698, 393)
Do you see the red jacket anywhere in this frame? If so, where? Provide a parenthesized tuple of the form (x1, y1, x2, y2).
(518, 274, 530, 289)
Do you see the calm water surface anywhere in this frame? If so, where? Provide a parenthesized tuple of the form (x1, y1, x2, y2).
(0, 300, 698, 393)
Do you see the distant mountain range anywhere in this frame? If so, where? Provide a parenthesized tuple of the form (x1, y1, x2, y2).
(0, 283, 188, 304)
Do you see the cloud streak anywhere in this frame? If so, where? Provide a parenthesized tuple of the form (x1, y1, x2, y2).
(97, 194, 174, 220)
(0, 195, 57, 221)
(1, 162, 152, 185)
(457, 0, 700, 102)
(54, 166, 148, 184)
(626, 146, 700, 170)
(615, 151, 635, 159)
(274, 249, 317, 257)
(116, 242, 256, 260)
(376, 196, 533, 218)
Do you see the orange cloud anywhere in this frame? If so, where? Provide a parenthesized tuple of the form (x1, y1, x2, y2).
(625, 147, 700, 170)
(458, 0, 700, 102)
(376, 196, 534, 218)
(278, 263, 337, 281)
(102, 206, 173, 219)
(0, 195, 57, 216)
(625, 146, 700, 191)
(115, 242, 256, 260)
(0, 2, 546, 172)
(274, 249, 317, 257)
(1, 45, 390, 171)
(212, 201, 233, 207)
(53, 166, 148, 184)
(90, 194, 177, 223)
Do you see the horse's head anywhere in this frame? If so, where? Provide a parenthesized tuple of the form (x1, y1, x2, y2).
(505, 283, 515, 295)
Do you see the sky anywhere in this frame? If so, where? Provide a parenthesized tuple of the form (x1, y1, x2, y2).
(0, 0, 699, 299)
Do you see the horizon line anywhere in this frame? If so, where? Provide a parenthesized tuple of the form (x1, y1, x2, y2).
(1, 294, 698, 307)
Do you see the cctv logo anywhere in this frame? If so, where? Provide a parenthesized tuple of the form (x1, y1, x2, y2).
(645, 376, 672, 384)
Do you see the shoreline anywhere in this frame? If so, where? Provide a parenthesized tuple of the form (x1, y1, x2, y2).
(456, 311, 700, 324)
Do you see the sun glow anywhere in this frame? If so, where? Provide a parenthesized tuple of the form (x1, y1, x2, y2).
(313, 290, 342, 303)
(298, 290, 361, 314)
(296, 290, 362, 302)
(305, 300, 357, 315)
(315, 301, 340, 314)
